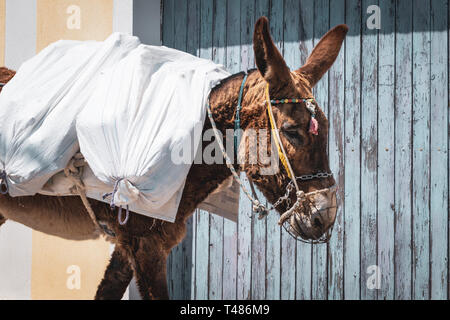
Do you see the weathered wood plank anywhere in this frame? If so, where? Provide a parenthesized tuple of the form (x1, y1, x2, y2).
(343, 0, 361, 300)
(162, 0, 174, 48)
(251, 190, 267, 299)
(448, 0, 450, 301)
(250, 0, 269, 301)
(237, 0, 255, 300)
(311, 0, 329, 300)
(222, 217, 238, 299)
(412, 0, 431, 300)
(377, 0, 395, 300)
(239, 0, 255, 72)
(194, 210, 210, 299)
(264, 0, 284, 300)
(185, 0, 201, 300)
(327, 0, 345, 300)
(429, 0, 448, 300)
(255, 0, 269, 20)
(167, 0, 189, 299)
(360, 0, 379, 300)
(394, 0, 413, 300)
(237, 175, 253, 300)
(194, 0, 215, 300)
(295, 0, 314, 300)
(187, 0, 201, 57)
(208, 0, 227, 300)
(222, 0, 241, 301)
(208, 214, 224, 299)
(190, 214, 197, 299)
(281, 0, 300, 300)
(183, 216, 194, 300)
(212, 0, 227, 66)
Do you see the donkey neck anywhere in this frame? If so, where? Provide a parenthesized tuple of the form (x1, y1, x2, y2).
(208, 69, 263, 134)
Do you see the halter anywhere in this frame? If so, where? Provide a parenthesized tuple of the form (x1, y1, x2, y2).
(206, 72, 336, 244)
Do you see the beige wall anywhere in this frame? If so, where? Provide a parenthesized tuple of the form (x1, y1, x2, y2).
(36, 0, 113, 51)
(31, 0, 114, 300)
(31, 233, 111, 300)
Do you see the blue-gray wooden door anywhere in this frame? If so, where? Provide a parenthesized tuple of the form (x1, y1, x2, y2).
(164, 0, 449, 300)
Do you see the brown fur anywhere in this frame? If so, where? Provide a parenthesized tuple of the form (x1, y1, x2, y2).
(95, 244, 133, 300)
(0, 67, 15, 93)
(0, 17, 347, 299)
(0, 214, 6, 228)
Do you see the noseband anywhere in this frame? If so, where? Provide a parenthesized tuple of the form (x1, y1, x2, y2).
(207, 72, 336, 244)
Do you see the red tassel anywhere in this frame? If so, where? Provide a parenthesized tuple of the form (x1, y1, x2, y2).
(309, 117, 319, 135)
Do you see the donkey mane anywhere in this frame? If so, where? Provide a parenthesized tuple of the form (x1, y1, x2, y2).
(210, 68, 258, 94)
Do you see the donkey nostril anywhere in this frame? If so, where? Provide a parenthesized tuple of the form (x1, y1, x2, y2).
(313, 217, 323, 229)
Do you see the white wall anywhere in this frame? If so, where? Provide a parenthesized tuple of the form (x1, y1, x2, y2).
(0, 0, 36, 300)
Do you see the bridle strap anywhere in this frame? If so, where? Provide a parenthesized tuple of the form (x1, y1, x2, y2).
(265, 84, 297, 186)
(234, 73, 248, 151)
(207, 105, 269, 217)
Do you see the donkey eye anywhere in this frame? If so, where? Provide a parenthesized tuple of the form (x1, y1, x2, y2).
(281, 123, 303, 146)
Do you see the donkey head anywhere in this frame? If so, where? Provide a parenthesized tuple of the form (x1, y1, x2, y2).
(243, 17, 347, 241)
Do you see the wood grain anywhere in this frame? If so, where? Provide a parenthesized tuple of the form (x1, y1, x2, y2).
(343, 0, 361, 300)
(161, 0, 449, 301)
(327, 0, 345, 301)
(377, 0, 395, 300)
(429, 0, 448, 300)
(311, 0, 330, 300)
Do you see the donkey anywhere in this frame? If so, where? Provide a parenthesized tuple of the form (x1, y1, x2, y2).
(0, 17, 347, 300)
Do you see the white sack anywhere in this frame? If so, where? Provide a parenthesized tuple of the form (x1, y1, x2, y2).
(76, 45, 230, 222)
(0, 33, 140, 196)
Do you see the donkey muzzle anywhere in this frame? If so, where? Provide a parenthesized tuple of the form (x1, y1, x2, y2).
(280, 186, 337, 241)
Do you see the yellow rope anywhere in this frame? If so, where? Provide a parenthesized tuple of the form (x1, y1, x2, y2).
(265, 84, 292, 179)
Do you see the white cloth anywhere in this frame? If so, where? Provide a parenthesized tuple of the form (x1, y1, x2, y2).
(0, 33, 230, 222)
(76, 44, 229, 221)
(0, 33, 140, 196)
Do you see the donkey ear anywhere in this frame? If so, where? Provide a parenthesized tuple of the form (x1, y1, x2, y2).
(253, 17, 291, 88)
(296, 24, 348, 87)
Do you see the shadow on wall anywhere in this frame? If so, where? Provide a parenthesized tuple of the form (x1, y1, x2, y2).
(163, 0, 449, 48)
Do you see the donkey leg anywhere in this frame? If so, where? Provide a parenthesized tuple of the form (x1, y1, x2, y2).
(95, 244, 133, 300)
(125, 236, 170, 300)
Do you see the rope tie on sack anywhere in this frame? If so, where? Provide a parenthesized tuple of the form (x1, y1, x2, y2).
(64, 153, 102, 231)
(0, 170, 9, 194)
(102, 179, 130, 226)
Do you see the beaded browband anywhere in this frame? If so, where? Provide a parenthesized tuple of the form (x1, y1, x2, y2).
(267, 97, 319, 136)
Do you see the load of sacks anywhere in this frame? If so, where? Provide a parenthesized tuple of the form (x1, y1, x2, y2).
(0, 33, 229, 222)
